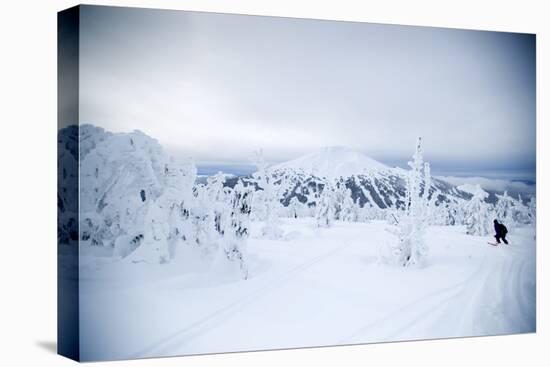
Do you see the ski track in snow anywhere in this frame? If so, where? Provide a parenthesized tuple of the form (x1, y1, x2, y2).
(339, 253, 489, 344)
(341, 237, 535, 344)
(479, 245, 536, 334)
(131, 238, 360, 358)
(79, 221, 535, 360)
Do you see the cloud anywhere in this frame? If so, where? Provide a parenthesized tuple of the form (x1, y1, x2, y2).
(437, 176, 535, 194)
(78, 6, 536, 170)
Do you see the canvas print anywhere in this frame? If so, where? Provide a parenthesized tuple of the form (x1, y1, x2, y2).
(57, 5, 536, 362)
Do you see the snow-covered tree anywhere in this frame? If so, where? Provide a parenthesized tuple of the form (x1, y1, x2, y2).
(429, 201, 452, 226)
(142, 199, 170, 263)
(231, 181, 253, 239)
(388, 137, 431, 267)
(346, 197, 362, 222)
(302, 180, 324, 217)
(220, 180, 251, 279)
(494, 191, 516, 230)
(123, 158, 198, 263)
(527, 196, 536, 225)
(445, 199, 466, 226)
(186, 184, 215, 249)
(288, 196, 302, 218)
(512, 194, 531, 225)
(58, 126, 79, 245)
(78, 125, 250, 276)
(183, 174, 250, 278)
(205, 172, 231, 242)
(79, 129, 167, 250)
(252, 150, 284, 239)
(333, 177, 355, 221)
(463, 185, 491, 236)
(316, 179, 336, 227)
(155, 159, 197, 260)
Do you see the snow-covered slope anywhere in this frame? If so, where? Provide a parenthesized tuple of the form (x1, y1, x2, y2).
(272, 146, 393, 178)
(79, 219, 536, 360)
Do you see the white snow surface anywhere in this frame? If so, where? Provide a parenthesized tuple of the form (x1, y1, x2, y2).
(272, 146, 393, 178)
(76, 219, 536, 361)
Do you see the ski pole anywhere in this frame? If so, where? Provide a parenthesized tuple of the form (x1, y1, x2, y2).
(391, 213, 399, 224)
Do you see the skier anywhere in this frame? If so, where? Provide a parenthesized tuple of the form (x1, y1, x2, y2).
(493, 219, 509, 245)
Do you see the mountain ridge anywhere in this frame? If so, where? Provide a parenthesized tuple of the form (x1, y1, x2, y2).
(223, 146, 472, 212)
(271, 146, 394, 179)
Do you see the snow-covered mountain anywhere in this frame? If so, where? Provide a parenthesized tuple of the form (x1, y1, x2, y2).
(235, 146, 471, 210)
(272, 146, 394, 178)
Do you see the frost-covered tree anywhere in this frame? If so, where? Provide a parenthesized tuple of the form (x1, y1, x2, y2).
(153, 159, 197, 260)
(205, 172, 231, 241)
(355, 198, 383, 222)
(316, 179, 335, 227)
(429, 201, 452, 226)
(445, 199, 466, 226)
(58, 126, 79, 245)
(388, 137, 431, 267)
(288, 196, 302, 218)
(494, 191, 517, 230)
(230, 181, 253, 239)
(186, 184, 215, 250)
(341, 192, 355, 221)
(183, 174, 250, 278)
(252, 150, 284, 239)
(142, 199, 171, 263)
(78, 125, 250, 276)
(345, 197, 362, 222)
(302, 181, 323, 217)
(80, 129, 167, 250)
(333, 177, 355, 221)
(119, 158, 198, 263)
(220, 180, 251, 279)
(368, 202, 388, 221)
(527, 196, 536, 225)
(512, 194, 531, 225)
(463, 185, 491, 236)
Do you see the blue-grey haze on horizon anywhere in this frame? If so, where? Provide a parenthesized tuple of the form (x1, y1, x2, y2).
(76, 5, 536, 182)
(194, 163, 535, 184)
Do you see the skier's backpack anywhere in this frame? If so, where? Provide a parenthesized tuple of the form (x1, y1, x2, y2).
(501, 224, 508, 234)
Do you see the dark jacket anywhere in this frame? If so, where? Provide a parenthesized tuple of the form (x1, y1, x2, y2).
(494, 222, 507, 236)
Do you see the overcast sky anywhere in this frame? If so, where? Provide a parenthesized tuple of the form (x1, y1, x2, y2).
(79, 5, 536, 179)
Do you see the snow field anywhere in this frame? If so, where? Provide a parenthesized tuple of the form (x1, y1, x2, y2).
(77, 219, 535, 361)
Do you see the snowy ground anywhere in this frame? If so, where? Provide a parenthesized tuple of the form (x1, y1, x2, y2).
(76, 219, 536, 361)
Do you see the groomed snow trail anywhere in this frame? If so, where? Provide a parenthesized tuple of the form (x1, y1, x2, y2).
(78, 220, 536, 361)
(131, 239, 359, 358)
(341, 226, 535, 344)
(342, 241, 535, 344)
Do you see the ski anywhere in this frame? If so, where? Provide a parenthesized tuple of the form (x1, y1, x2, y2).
(487, 242, 499, 246)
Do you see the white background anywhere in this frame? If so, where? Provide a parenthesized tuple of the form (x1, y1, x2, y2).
(0, 0, 547, 366)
